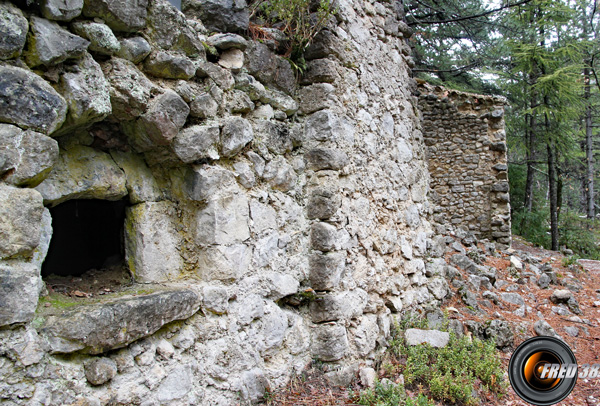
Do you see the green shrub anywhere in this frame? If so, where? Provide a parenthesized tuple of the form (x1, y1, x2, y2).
(355, 379, 436, 406)
(356, 379, 406, 406)
(396, 332, 505, 405)
(512, 208, 551, 248)
(559, 211, 600, 259)
(394, 314, 506, 405)
(405, 395, 437, 406)
(356, 314, 506, 405)
(250, 0, 335, 64)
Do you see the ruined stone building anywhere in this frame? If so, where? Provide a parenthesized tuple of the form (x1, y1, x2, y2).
(0, 0, 509, 404)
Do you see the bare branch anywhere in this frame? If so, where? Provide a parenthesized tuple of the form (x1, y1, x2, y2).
(407, 0, 533, 26)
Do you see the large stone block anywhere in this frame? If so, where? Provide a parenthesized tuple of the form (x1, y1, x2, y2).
(176, 80, 219, 119)
(239, 368, 269, 403)
(305, 148, 349, 171)
(124, 89, 190, 151)
(0, 65, 67, 135)
(110, 151, 162, 204)
(185, 165, 237, 202)
(0, 261, 43, 326)
(207, 33, 248, 50)
(405, 329, 449, 348)
(304, 30, 340, 60)
(0, 124, 59, 187)
(312, 323, 348, 362)
(40, 0, 83, 21)
(58, 53, 112, 131)
(249, 200, 277, 234)
(85, 358, 118, 385)
(307, 187, 340, 220)
(196, 244, 251, 282)
(144, 50, 196, 80)
(25, 16, 89, 67)
(298, 83, 336, 115)
(125, 202, 184, 282)
(194, 193, 250, 245)
(300, 58, 340, 84)
(0, 2, 28, 59)
(40, 289, 200, 354)
(234, 73, 265, 101)
(220, 117, 253, 158)
(224, 89, 253, 113)
(244, 42, 295, 94)
(32, 208, 53, 268)
(262, 156, 297, 192)
(259, 88, 298, 116)
(35, 145, 127, 206)
(253, 120, 292, 155)
(310, 289, 367, 323)
(173, 124, 220, 163)
(394, 138, 413, 163)
(309, 252, 345, 291)
(310, 221, 337, 252)
(146, 0, 186, 49)
(102, 58, 155, 121)
(304, 109, 342, 143)
(157, 364, 194, 403)
(82, 0, 149, 32)
(353, 314, 379, 356)
(265, 272, 299, 300)
(0, 184, 44, 259)
(197, 61, 235, 90)
(183, 0, 249, 33)
(117, 36, 151, 64)
(71, 21, 120, 56)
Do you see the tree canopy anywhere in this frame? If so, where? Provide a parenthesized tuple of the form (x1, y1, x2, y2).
(407, 0, 600, 257)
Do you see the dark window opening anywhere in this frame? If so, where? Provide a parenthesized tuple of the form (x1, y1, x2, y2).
(42, 199, 127, 278)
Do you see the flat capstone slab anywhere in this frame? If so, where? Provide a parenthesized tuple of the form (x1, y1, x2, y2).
(39, 289, 200, 354)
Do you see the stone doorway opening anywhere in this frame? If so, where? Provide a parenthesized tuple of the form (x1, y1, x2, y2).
(42, 199, 132, 296)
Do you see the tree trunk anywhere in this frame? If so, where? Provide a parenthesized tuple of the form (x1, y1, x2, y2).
(524, 86, 537, 212)
(547, 143, 559, 251)
(584, 65, 595, 218)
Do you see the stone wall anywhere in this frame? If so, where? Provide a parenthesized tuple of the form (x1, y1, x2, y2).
(418, 83, 511, 246)
(0, 0, 448, 405)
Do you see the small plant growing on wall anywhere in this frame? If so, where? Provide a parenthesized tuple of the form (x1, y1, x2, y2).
(249, 0, 336, 69)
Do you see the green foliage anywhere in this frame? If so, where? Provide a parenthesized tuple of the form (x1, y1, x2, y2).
(404, 0, 501, 93)
(355, 379, 435, 406)
(250, 0, 335, 61)
(559, 211, 600, 259)
(561, 254, 581, 267)
(396, 333, 505, 405)
(356, 380, 407, 406)
(405, 395, 437, 406)
(356, 314, 506, 406)
(511, 208, 551, 248)
(396, 312, 429, 331)
(512, 207, 600, 259)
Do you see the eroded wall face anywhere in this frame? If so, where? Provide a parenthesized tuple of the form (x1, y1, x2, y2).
(0, 0, 445, 404)
(419, 84, 511, 245)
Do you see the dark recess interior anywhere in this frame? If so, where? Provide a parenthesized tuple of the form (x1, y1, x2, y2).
(42, 199, 127, 278)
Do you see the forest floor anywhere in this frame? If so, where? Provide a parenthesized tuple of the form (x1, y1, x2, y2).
(264, 236, 600, 406)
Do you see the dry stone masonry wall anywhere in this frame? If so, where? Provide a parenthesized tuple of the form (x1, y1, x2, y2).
(418, 83, 511, 246)
(0, 0, 451, 404)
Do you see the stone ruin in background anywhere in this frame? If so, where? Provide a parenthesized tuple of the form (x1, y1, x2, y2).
(0, 0, 508, 404)
(419, 83, 511, 246)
